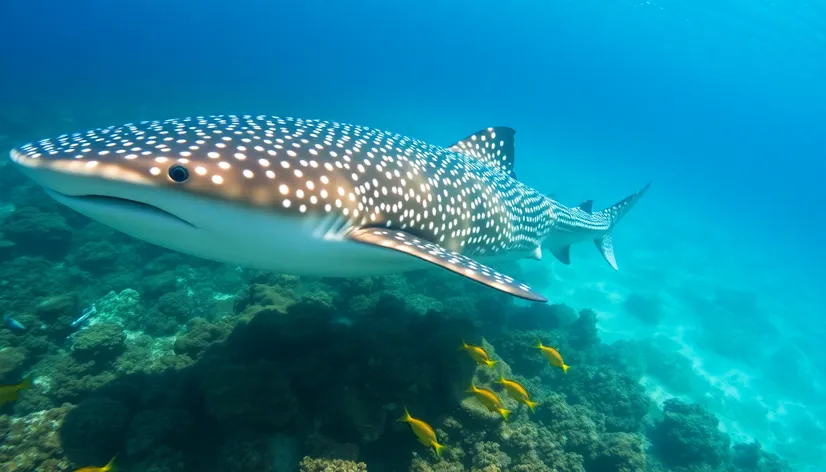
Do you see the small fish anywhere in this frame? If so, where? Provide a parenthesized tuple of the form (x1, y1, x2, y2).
(536, 340, 570, 374)
(3, 315, 25, 332)
(467, 382, 510, 421)
(397, 407, 445, 457)
(0, 375, 32, 406)
(495, 376, 539, 412)
(459, 341, 496, 368)
(75, 455, 116, 472)
(71, 304, 97, 328)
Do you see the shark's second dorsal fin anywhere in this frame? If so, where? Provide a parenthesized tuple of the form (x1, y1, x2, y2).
(448, 127, 517, 179)
(348, 228, 547, 302)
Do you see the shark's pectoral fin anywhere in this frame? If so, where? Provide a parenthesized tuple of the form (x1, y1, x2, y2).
(595, 235, 618, 270)
(550, 245, 571, 265)
(348, 228, 548, 302)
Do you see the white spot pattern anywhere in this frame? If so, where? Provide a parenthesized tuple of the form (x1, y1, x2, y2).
(448, 126, 517, 179)
(14, 114, 557, 257)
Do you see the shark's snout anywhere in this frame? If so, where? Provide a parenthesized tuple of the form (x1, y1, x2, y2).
(8, 146, 198, 230)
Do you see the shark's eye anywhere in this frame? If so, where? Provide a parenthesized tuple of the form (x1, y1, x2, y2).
(168, 165, 189, 183)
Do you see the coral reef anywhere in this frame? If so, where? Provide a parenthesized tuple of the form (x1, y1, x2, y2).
(0, 347, 27, 382)
(0, 168, 813, 472)
(35, 293, 79, 340)
(71, 322, 126, 363)
(151, 290, 195, 335)
(0, 267, 808, 472)
(61, 397, 129, 467)
(0, 206, 72, 260)
(587, 433, 646, 472)
(732, 441, 793, 472)
(200, 360, 298, 430)
(299, 457, 367, 472)
(0, 404, 74, 471)
(651, 399, 730, 470)
(71, 240, 121, 275)
(173, 317, 233, 359)
(560, 365, 650, 433)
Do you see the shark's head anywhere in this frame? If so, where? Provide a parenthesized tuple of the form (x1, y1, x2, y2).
(8, 115, 370, 273)
(11, 130, 220, 232)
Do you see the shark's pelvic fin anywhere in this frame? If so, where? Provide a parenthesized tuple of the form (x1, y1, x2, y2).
(348, 228, 547, 302)
(448, 127, 517, 179)
(594, 235, 618, 270)
(550, 245, 571, 265)
(578, 200, 594, 213)
(529, 246, 542, 261)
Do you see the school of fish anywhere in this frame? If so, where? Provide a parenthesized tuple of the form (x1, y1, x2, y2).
(3, 332, 571, 464)
(4, 325, 570, 464)
(401, 338, 570, 456)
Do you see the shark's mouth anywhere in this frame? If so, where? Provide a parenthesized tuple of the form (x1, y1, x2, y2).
(45, 190, 196, 228)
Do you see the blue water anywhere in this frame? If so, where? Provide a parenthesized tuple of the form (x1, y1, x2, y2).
(3, 0, 823, 246)
(2, 0, 825, 468)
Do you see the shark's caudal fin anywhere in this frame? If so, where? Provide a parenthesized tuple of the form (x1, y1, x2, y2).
(593, 182, 652, 270)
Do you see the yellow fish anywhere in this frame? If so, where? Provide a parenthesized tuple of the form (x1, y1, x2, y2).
(459, 340, 496, 368)
(536, 340, 570, 374)
(466, 382, 510, 421)
(398, 407, 446, 457)
(495, 376, 539, 412)
(75, 455, 117, 472)
(0, 375, 32, 406)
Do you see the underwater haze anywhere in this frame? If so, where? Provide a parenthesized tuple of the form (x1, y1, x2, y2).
(0, 0, 824, 471)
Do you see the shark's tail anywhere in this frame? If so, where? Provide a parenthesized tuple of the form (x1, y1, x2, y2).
(591, 182, 651, 270)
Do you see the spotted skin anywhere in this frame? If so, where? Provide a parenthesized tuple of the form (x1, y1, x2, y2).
(9, 114, 649, 301)
(448, 126, 517, 179)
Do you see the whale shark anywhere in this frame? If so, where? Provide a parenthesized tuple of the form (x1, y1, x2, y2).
(8, 115, 650, 302)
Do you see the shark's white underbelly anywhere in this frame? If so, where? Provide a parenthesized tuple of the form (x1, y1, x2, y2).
(33, 159, 537, 278)
(543, 229, 600, 253)
(46, 187, 532, 277)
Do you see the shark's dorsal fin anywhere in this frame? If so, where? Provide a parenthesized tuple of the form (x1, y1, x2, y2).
(348, 228, 547, 302)
(578, 200, 594, 213)
(448, 127, 517, 179)
(550, 246, 571, 265)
